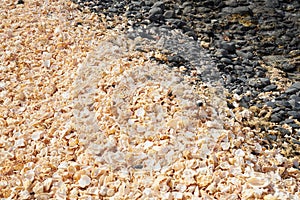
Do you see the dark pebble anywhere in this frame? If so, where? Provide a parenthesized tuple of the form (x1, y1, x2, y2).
(220, 57, 232, 64)
(290, 82, 300, 89)
(281, 62, 297, 71)
(267, 134, 277, 141)
(287, 111, 300, 120)
(218, 41, 236, 53)
(285, 84, 300, 94)
(232, 6, 252, 14)
(133, 164, 143, 169)
(215, 49, 229, 57)
(289, 123, 300, 129)
(152, 1, 164, 8)
(149, 7, 163, 21)
(276, 127, 291, 136)
(236, 50, 254, 59)
(281, 119, 295, 124)
(167, 55, 185, 64)
(163, 10, 174, 19)
(266, 0, 279, 7)
(266, 101, 276, 108)
(292, 139, 300, 145)
(263, 84, 277, 92)
(270, 113, 283, 122)
(259, 78, 271, 87)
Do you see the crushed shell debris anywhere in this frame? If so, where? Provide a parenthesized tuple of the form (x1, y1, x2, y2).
(0, 0, 299, 199)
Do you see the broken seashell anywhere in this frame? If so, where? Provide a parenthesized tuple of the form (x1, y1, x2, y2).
(78, 175, 91, 188)
(247, 173, 270, 188)
(135, 107, 145, 117)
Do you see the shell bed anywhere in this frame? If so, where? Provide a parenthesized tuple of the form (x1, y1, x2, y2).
(0, 0, 299, 199)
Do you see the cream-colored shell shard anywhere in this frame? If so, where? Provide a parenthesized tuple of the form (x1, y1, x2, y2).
(247, 172, 270, 188)
(78, 175, 91, 188)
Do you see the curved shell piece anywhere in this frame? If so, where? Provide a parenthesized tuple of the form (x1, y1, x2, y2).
(247, 173, 270, 188)
(78, 175, 91, 188)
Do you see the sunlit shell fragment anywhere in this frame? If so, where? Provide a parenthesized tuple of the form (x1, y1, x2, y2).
(247, 173, 270, 188)
(78, 175, 91, 188)
(135, 107, 145, 117)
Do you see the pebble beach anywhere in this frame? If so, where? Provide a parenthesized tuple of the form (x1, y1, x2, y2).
(0, 0, 299, 199)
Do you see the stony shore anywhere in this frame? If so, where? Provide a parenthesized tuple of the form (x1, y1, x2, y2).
(0, 0, 299, 199)
(72, 0, 300, 158)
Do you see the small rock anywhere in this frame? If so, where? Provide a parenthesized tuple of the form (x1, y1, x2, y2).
(267, 134, 277, 141)
(282, 119, 295, 124)
(289, 123, 300, 129)
(288, 111, 300, 120)
(152, 1, 164, 8)
(270, 113, 282, 122)
(215, 49, 228, 57)
(218, 41, 236, 52)
(285, 87, 298, 95)
(290, 82, 300, 89)
(224, 0, 238, 7)
(265, 0, 279, 8)
(163, 10, 174, 19)
(236, 50, 253, 59)
(182, 6, 192, 15)
(259, 78, 271, 87)
(276, 127, 291, 136)
(170, 19, 186, 28)
(266, 101, 276, 108)
(292, 139, 300, 145)
(281, 62, 296, 71)
(149, 7, 163, 21)
(17, 0, 24, 4)
(220, 57, 232, 64)
(167, 55, 185, 64)
(263, 84, 277, 92)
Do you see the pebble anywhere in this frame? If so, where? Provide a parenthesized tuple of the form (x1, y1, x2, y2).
(220, 57, 232, 64)
(236, 50, 253, 60)
(263, 84, 277, 92)
(163, 10, 174, 19)
(149, 7, 163, 21)
(288, 111, 300, 120)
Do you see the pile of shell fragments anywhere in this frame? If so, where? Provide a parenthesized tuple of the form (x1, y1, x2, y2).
(0, 0, 299, 199)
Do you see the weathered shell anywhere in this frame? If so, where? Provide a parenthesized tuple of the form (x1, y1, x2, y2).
(247, 173, 270, 188)
(78, 175, 91, 188)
